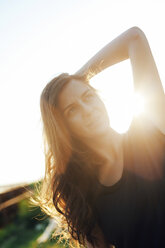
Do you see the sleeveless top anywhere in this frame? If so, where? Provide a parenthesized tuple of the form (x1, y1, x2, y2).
(94, 116, 165, 248)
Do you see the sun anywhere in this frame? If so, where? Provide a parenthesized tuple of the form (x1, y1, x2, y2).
(90, 63, 145, 134)
(102, 91, 145, 133)
(132, 92, 145, 117)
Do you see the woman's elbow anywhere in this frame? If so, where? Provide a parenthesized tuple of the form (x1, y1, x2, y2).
(129, 26, 147, 40)
(127, 26, 149, 48)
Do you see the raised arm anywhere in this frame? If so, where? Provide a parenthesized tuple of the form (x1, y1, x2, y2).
(75, 27, 138, 77)
(75, 27, 165, 133)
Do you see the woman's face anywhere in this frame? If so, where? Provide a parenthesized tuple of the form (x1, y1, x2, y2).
(58, 79, 110, 140)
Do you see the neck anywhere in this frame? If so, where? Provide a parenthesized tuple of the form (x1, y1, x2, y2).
(84, 127, 123, 165)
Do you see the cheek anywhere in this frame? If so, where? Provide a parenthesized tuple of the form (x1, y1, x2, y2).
(94, 98, 107, 112)
(67, 113, 83, 130)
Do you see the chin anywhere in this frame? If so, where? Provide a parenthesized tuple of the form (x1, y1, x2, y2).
(90, 124, 110, 137)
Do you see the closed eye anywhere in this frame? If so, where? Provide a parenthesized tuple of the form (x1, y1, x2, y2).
(84, 91, 95, 101)
(67, 105, 79, 116)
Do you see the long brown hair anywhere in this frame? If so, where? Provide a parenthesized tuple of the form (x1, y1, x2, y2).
(31, 73, 102, 247)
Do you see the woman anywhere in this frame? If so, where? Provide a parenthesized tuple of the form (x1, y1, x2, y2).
(33, 27, 165, 248)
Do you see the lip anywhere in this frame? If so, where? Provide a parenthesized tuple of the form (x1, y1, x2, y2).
(86, 116, 100, 127)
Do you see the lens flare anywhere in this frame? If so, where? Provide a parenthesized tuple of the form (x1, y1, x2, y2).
(133, 92, 145, 117)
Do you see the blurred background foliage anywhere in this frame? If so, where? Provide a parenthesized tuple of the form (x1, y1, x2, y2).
(0, 183, 68, 248)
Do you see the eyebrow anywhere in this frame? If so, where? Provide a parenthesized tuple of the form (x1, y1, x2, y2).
(63, 89, 91, 113)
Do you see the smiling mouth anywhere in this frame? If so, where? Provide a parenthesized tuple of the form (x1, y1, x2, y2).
(86, 117, 100, 128)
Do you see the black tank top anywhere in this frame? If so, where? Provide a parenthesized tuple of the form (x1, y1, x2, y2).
(94, 117, 165, 248)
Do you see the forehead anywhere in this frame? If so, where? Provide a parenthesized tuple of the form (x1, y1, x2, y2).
(58, 79, 90, 110)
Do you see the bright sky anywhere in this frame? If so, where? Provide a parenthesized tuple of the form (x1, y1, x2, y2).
(0, 0, 165, 186)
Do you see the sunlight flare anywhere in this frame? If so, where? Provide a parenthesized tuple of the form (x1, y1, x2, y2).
(103, 91, 145, 133)
(90, 64, 146, 134)
(132, 92, 145, 117)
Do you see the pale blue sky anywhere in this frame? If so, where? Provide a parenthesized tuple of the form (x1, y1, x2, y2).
(0, 0, 165, 186)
